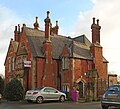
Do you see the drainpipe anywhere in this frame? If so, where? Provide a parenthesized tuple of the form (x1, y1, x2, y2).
(108, 75, 109, 87)
(57, 59, 61, 90)
(35, 57, 38, 88)
(41, 58, 46, 86)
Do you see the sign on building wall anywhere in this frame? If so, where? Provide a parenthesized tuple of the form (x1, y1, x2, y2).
(24, 61, 31, 68)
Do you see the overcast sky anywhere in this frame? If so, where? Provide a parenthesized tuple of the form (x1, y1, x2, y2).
(0, 0, 120, 76)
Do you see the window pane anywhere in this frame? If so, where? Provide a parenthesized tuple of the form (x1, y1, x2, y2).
(12, 57, 14, 71)
(62, 58, 65, 69)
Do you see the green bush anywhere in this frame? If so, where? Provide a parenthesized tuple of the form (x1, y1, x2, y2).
(0, 76, 4, 95)
(4, 78, 24, 101)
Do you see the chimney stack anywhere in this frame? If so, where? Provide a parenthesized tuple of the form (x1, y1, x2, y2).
(44, 11, 51, 41)
(91, 17, 101, 44)
(14, 24, 20, 42)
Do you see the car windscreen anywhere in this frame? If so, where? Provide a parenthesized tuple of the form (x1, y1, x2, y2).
(108, 85, 120, 91)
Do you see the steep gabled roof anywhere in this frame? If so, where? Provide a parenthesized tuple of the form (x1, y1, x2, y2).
(25, 27, 108, 63)
(26, 32, 72, 59)
(27, 36, 45, 57)
(4, 39, 19, 65)
(51, 35, 72, 59)
(73, 34, 91, 47)
(12, 41, 19, 52)
(25, 27, 45, 37)
(72, 41, 92, 60)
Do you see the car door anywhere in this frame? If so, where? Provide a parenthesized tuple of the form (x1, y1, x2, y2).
(42, 88, 51, 100)
(48, 88, 60, 100)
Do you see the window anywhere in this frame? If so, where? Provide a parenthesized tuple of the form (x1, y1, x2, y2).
(16, 55, 27, 69)
(44, 88, 57, 93)
(62, 84, 70, 92)
(17, 57, 22, 69)
(62, 57, 69, 70)
(8, 58, 11, 72)
(110, 80, 113, 86)
(23, 56, 27, 61)
(11, 57, 14, 71)
(108, 85, 120, 91)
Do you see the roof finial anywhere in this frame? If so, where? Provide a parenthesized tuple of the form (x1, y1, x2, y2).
(34, 16, 39, 29)
(55, 20, 59, 31)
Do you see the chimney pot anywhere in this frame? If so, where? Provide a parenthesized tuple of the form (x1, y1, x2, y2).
(47, 11, 50, 18)
(23, 24, 26, 27)
(36, 16, 38, 21)
(97, 19, 99, 25)
(93, 17, 95, 24)
(18, 24, 20, 32)
(15, 26, 17, 31)
(56, 20, 58, 26)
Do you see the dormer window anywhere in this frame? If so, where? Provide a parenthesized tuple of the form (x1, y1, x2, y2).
(62, 57, 69, 70)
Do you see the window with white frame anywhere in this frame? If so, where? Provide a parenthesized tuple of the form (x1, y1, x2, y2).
(16, 55, 27, 69)
(62, 84, 70, 92)
(62, 57, 69, 70)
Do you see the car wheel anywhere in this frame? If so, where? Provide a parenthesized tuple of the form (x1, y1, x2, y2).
(102, 105, 108, 109)
(59, 95, 65, 102)
(36, 96, 43, 104)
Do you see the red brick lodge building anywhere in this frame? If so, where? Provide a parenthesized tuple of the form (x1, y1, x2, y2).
(4, 11, 108, 100)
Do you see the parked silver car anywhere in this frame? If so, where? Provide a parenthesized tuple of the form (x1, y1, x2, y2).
(25, 87, 66, 104)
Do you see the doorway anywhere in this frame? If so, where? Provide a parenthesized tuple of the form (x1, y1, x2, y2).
(78, 81, 84, 98)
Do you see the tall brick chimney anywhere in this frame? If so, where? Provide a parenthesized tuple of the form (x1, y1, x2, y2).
(42, 11, 54, 87)
(90, 18, 104, 79)
(91, 17, 101, 44)
(14, 24, 20, 42)
(44, 11, 51, 41)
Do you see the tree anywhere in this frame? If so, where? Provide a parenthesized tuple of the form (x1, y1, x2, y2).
(0, 76, 4, 95)
(4, 78, 24, 101)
